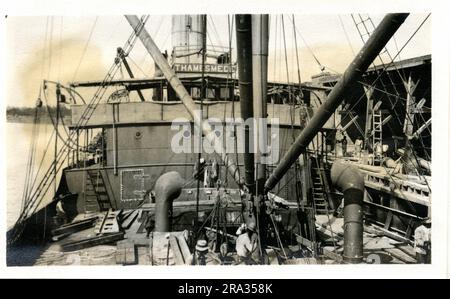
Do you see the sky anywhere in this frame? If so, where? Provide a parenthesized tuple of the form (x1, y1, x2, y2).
(4, 14, 431, 107)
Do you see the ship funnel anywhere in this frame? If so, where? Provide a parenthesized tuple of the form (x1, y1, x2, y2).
(330, 160, 365, 263)
(154, 171, 185, 232)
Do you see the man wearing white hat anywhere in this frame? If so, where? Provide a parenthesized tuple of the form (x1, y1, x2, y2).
(187, 239, 220, 265)
(235, 220, 260, 265)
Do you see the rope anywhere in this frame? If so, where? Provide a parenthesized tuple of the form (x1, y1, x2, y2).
(72, 16, 99, 82)
(281, 15, 295, 142)
(47, 16, 54, 79)
(322, 13, 430, 149)
(128, 55, 148, 77)
(11, 15, 150, 235)
(42, 86, 77, 149)
(40, 17, 49, 80)
(58, 16, 63, 81)
(159, 22, 171, 51)
(25, 129, 55, 209)
(228, 15, 240, 187)
(338, 15, 355, 56)
(287, 15, 324, 72)
(20, 106, 41, 213)
(270, 214, 288, 259)
(195, 198, 220, 237)
(195, 15, 207, 231)
(209, 16, 224, 48)
(206, 30, 218, 56)
(279, 15, 303, 213)
(138, 16, 163, 67)
(292, 15, 304, 97)
(352, 13, 430, 153)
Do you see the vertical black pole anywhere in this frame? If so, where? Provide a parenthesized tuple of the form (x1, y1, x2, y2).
(196, 15, 207, 229)
(236, 14, 255, 194)
(55, 85, 60, 194)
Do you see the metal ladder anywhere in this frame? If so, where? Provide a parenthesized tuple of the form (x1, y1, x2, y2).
(311, 162, 330, 215)
(85, 169, 112, 212)
(311, 131, 333, 215)
(372, 109, 383, 164)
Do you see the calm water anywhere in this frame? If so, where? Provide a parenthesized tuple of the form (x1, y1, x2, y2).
(6, 122, 59, 229)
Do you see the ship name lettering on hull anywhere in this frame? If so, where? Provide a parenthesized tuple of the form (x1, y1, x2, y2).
(173, 63, 236, 74)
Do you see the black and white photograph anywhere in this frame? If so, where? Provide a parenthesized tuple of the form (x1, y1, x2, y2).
(1, 0, 449, 279)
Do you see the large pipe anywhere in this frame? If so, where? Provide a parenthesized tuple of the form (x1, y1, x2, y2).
(252, 14, 269, 193)
(126, 15, 241, 186)
(235, 14, 255, 192)
(330, 160, 365, 263)
(154, 171, 185, 232)
(264, 13, 409, 192)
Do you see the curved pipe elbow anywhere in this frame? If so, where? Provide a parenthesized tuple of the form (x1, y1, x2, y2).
(154, 171, 184, 232)
(330, 160, 364, 193)
(330, 160, 365, 263)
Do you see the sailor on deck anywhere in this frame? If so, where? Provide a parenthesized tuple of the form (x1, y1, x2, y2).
(187, 239, 220, 266)
(414, 219, 431, 264)
(341, 135, 348, 156)
(235, 221, 260, 265)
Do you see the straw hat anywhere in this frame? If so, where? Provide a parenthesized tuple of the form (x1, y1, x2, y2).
(246, 220, 257, 232)
(195, 239, 209, 252)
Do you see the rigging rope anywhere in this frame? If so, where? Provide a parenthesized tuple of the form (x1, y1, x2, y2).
(354, 14, 431, 184)
(308, 14, 432, 216)
(209, 16, 224, 48)
(324, 13, 430, 149)
(292, 15, 304, 97)
(281, 15, 302, 213)
(128, 55, 148, 77)
(11, 15, 150, 240)
(269, 214, 288, 259)
(47, 16, 54, 79)
(72, 16, 99, 82)
(42, 85, 78, 149)
(58, 16, 63, 82)
(287, 15, 325, 72)
(206, 30, 218, 56)
(25, 129, 56, 207)
(138, 16, 165, 67)
(272, 15, 277, 83)
(194, 15, 207, 235)
(41, 17, 50, 80)
(21, 105, 41, 213)
(228, 14, 240, 188)
(338, 15, 356, 56)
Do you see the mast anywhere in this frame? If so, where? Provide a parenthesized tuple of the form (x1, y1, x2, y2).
(200, 15, 207, 102)
(235, 14, 255, 193)
(251, 15, 270, 263)
(264, 13, 409, 192)
(252, 14, 269, 194)
(196, 14, 207, 226)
